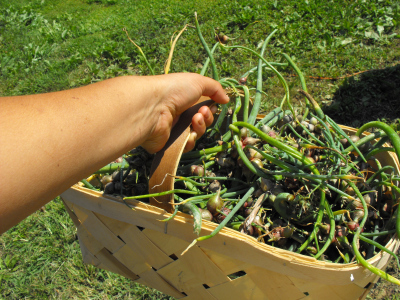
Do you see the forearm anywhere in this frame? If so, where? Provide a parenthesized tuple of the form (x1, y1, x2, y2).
(0, 73, 228, 233)
(0, 76, 160, 233)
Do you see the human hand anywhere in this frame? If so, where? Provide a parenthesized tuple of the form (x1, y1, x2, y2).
(141, 73, 229, 153)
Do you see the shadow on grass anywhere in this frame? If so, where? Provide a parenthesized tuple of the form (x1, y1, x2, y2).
(322, 63, 400, 129)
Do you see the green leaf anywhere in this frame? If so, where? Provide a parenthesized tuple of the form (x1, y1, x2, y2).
(377, 25, 384, 36)
(365, 30, 379, 40)
(340, 38, 352, 45)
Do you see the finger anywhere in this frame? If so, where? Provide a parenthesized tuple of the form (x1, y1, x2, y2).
(197, 75, 230, 104)
(184, 131, 197, 153)
(198, 106, 214, 127)
(191, 112, 207, 138)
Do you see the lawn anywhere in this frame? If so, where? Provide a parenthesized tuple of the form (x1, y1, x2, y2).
(1, 0, 400, 299)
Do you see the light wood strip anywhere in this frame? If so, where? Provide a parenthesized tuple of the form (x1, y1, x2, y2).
(288, 276, 366, 300)
(62, 199, 81, 227)
(175, 246, 229, 287)
(206, 274, 267, 300)
(143, 228, 190, 256)
(94, 212, 132, 237)
(118, 224, 174, 270)
(95, 248, 139, 280)
(200, 247, 253, 276)
(73, 205, 125, 254)
(155, 259, 197, 292)
(179, 285, 218, 300)
(245, 266, 305, 300)
(77, 235, 101, 267)
(112, 244, 152, 275)
(75, 223, 105, 258)
(135, 268, 185, 299)
(156, 246, 229, 293)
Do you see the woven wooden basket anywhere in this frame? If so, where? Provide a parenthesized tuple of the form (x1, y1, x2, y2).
(61, 103, 400, 299)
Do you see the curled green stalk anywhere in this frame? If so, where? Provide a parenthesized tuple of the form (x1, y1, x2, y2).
(124, 189, 199, 200)
(357, 121, 400, 162)
(194, 12, 219, 81)
(200, 42, 219, 76)
(346, 179, 400, 286)
(314, 177, 335, 259)
(358, 234, 400, 270)
(182, 184, 257, 255)
(181, 142, 231, 160)
(232, 122, 319, 174)
(80, 179, 97, 190)
(366, 165, 394, 185)
(242, 85, 250, 123)
(356, 121, 400, 238)
(240, 62, 288, 79)
(326, 116, 367, 163)
(161, 205, 179, 222)
(232, 133, 273, 180)
(222, 45, 293, 117)
(230, 122, 328, 253)
(310, 113, 337, 150)
(281, 53, 310, 119)
(255, 107, 282, 128)
(298, 89, 325, 120)
(174, 188, 227, 206)
(248, 29, 278, 126)
(95, 161, 130, 174)
(342, 130, 387, 154)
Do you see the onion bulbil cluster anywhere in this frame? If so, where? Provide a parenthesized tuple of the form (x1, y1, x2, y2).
(83, 16, 400, 286)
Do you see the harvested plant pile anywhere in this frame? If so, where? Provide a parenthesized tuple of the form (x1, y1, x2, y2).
(82, 14, 400, 286)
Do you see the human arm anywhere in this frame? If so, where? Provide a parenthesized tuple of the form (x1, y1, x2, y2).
(0, 73, 229, 234)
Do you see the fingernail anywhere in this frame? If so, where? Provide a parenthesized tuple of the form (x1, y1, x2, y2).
(198, 118, 204, 126)
(211, 105, 218, 114)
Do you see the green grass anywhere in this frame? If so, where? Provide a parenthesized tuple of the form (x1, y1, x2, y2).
(1, 0, 400, 299)
(0, 198, 173, 299)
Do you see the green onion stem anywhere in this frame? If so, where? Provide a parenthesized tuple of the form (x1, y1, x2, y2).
(357, 121, 400, 238)
(80, 179, 97, 190)
(200, 42, 219, 76)
(223, 45, 293, 117)
(281, 53, 310, 119)
(248, 29, 278, 125)
(124, 189, 199, 200)
(95, 161, 129, 174)
(182, 183, 257, 255)
(194, 12, 219, 81)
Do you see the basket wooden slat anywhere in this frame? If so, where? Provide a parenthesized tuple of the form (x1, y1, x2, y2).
(60, 125, 400, 299)
(61, 185, 399, 300)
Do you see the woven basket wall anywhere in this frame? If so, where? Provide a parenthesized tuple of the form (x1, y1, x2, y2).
(60, 126, 400, 300)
